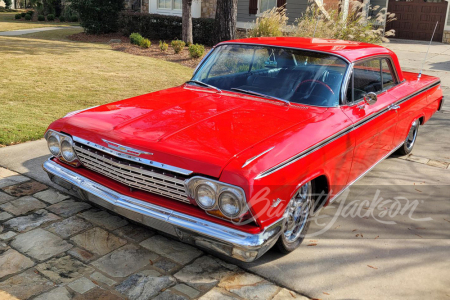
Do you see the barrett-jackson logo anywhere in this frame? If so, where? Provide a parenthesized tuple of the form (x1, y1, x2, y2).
(102, 139, 153, 157)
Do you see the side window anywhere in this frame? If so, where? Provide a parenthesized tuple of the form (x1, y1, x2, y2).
(346, 59, 382, 103)
(353, 59, 382, 100)
(381, 59, 396, 90)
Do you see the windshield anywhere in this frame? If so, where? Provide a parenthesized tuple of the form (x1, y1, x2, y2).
(191, 44, 349, 107)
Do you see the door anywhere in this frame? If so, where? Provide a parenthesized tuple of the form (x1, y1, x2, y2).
(386, 0, 447, 42)
(341, 58, 399, 184)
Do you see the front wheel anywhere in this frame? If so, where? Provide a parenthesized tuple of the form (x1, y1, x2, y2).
(276, 181, 314, 253)
(396, 119, 420, 156)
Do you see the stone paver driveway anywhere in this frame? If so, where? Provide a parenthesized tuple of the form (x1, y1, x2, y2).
(0, 167, 304, 300)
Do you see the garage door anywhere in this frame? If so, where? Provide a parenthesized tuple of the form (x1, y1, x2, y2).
(386, 0, 448, 42)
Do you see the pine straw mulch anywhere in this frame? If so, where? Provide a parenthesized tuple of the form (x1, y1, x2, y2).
(68, 32, 212, 69)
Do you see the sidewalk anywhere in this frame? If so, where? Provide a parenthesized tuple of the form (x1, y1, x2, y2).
(0, 26, 81, 36)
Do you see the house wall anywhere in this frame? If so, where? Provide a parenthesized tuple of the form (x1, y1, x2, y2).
(237, 0, 309, 28)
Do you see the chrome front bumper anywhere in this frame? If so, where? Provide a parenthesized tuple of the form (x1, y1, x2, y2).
(43, 159, 284, 262)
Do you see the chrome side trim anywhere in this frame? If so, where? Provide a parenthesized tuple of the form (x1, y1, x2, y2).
(255, 80, 440, 179)
(255, 125, 354, 179)
(328, 141, 404, 204)
(43, 159, 284, 262)
(73, 136, 193, 176)
(242, 147, 275, 168)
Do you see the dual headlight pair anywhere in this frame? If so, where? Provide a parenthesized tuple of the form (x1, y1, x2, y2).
(44, 130, 80, 166)
(186, 177, 249, 219)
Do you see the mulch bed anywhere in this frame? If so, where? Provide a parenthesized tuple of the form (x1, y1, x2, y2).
(68, 32, 212, 69)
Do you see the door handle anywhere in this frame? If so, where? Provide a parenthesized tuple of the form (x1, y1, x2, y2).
(388, 104, 400, 111)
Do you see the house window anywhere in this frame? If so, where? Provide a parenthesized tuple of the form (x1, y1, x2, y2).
(158, 0, 181, 10)
(260, 0, 277, 13)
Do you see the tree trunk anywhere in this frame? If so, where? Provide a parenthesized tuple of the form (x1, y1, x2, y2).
(214, 0, 238, 44)
(182, 0, 193, 44)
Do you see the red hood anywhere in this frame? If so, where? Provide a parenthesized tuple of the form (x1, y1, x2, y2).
(49, 86, 327, 177)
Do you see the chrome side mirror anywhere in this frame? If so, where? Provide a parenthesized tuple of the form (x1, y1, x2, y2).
(364, 92, 377, 105)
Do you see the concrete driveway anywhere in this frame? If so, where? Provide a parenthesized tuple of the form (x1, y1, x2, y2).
(0, 39, 449, 300)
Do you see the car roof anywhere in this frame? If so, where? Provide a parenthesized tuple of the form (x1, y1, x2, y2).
(221, 37, 392, 63)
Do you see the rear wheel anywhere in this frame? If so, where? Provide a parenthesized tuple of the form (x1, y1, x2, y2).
(396, 119, 420, 155)
(276, 181, 314, 253)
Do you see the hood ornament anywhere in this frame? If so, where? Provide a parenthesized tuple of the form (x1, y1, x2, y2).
(102, 139, 153, 157)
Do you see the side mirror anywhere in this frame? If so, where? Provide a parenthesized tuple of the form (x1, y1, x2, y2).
(364, 92, 377, 105)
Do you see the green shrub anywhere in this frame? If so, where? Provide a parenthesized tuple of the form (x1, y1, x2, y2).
(27, 10, 33, 16)
(37, 15, 44, 21)
(15, 13, 21, 19)
(70, 15, 78, 22)
(25, 14, 32, 20)
(188, 44, 205, 59)
(130, 32, 143, 45)
(71, 0, 123, 34)
(47, 14, 55, 21)
(21, 12, 26, 17)
(118, 12, 216, 46)
(140, 38, 151, 48)
(59, 16, 65, 22)
(159, 40, 168, 52)
(171, 40, 185, 54)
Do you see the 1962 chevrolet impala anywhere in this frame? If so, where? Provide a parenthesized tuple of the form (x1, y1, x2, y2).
(43, 38, 443, 262)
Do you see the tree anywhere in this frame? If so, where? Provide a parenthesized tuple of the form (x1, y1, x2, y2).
(4, 0, 12, 9)
(214, 0, 238, 44)
(182, 0, 193, 44)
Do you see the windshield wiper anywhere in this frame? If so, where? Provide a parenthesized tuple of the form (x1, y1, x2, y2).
(186, 80, 222, 93)
(230, 88, 290, 106)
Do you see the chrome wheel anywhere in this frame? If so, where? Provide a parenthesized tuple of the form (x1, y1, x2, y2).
(406, 120, 419, 151)
(283, 182, 313, 243)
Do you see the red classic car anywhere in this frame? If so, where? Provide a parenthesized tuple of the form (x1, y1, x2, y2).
(43, 37, 443, 262)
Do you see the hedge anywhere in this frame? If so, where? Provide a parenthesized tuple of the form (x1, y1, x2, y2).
(118, 12, 215, 46)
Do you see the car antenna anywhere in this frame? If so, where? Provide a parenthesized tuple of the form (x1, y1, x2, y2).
(418, 21, 438, 80)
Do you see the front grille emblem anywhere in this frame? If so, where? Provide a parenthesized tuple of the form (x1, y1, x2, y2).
(102, 139, 153, 157)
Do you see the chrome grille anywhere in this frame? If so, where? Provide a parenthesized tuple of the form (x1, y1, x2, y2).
(74, 143, 189, 203)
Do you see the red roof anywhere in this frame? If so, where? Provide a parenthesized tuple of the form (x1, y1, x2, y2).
(222, 37, 393, 63)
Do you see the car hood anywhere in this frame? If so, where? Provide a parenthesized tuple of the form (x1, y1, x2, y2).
(50, 85, 327, 177)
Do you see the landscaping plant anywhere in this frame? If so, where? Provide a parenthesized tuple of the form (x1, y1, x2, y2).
(71, 0, 124, 34)
(47, 13, 54, 21)
(247, 6, 288, 38)
(59, 15, 65, 22)
(38, 15, 45, 21)
(25, 14, 32, 20)
(21, 12, 26, 17)
(15, 13, 21, 19)
(140, 38, 151, 48)
(294, 0, 396, 43)
(130, 32, 143, 45)
(171, 40, 185, 54)
(70, 15, 78, 22)
(159, 41, 168, 52)
(188, 44, 205, 59)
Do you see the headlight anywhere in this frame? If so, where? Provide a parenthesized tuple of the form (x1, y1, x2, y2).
(47, 135, 60, 156)
(61, 140, 77, 162)
(186, 176, 248, 220)
(195, 183, 216, 209)
(218, 190, 242, 218)
(44, 130, 81, 167)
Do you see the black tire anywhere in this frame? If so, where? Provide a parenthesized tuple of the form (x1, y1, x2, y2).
(396, 119, 420, 156)
(276, 181, 314, 254)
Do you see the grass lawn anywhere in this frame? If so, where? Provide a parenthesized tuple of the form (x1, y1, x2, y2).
(0, 28, 194, 146)
(0, 12, 79, 32)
